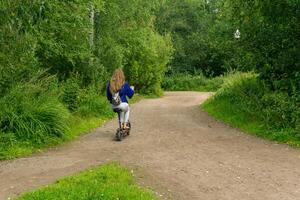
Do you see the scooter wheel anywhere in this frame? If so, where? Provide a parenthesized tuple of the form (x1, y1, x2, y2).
(127, 122, 131, 135)
(116, 129, 122, 141)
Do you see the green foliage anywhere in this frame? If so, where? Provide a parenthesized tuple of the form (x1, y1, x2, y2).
(61, 76, 114, 117)
(162, 73, 224, 92)
(94, 0, 172, 95)
(17, 163, 158, 200)
(0, 0, 173, 160)
(261, 92, 300, 132)
(0, 32, 38, 94)
(0, 0, 93, 94)
(1, 0, 172, 96)
(2, 0, 298, 160)
(202, 73, 300, 147)
(0, 81, 70, 144)
(156, 0, 226, 76)
(61, 76, 81, 111)
(157, 0, 299, 94)
(76, 88, 114, 118)
(124, 30, 173, 95)
(216, 0, 300, 92)
(35, 0, 91, 77)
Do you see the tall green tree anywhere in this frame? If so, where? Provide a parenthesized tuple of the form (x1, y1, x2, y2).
(94, 0, 173, 94)
(156, 0, 227, 76)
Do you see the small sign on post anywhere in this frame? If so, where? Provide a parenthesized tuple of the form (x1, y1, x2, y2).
(234, 29, 241, 39)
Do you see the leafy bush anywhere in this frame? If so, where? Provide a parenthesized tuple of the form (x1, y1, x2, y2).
(0, 132, 17, 147)
(162, 73, 224, 92)
(124, 29, 173, 95)
(0, 80, 118, 159)
(61, 76, 81, 111)
(61, 76, 114, 118)
(0, 24, 39, 96)
(0, 82, 70, 144)
(261, 93, 300, 131)
(76, 88, 114, 118)
(203, 73, 300, 146)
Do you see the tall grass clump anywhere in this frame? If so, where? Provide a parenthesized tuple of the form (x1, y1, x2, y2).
(60, 75, 114, 118)
(0, 82, 70, 144)
(0, 79, 71, 159)
(202, 72, 300, 147)
(61, 77, 81, 112)
(76, 87, 114, 118)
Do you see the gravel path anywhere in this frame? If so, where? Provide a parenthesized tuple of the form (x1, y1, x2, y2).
(1, 92, 300, 200)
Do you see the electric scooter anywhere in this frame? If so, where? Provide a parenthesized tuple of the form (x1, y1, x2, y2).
(113, 108, 131, 141)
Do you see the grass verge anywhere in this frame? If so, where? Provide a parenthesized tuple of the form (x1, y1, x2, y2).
(15, 162, 158, 200)
(0, 115, 112, 160)
(201, 73, 300, 147)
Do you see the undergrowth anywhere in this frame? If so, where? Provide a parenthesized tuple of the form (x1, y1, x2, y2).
(202, 72, 300, 147)
(162, 73, 224, 92)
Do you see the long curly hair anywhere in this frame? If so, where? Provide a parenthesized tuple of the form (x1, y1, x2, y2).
(110, 68, 125, 93)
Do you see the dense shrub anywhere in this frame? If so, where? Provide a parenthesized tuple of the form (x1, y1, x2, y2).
(76, 88, 114, 118)
(261, 93, 300, 132)
(203, 73, 300, 146)
(0, 82, 70, 144)
(219, 73, 299, 130)
(61, 76, 81, 111)
(162, 73, 224, 92)
(124, 29, 173, 95)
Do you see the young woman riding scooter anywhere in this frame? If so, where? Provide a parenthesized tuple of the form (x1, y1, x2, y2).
(106, 68, 134, 130)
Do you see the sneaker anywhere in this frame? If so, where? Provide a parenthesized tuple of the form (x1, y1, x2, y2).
(124, 123, 130, 130)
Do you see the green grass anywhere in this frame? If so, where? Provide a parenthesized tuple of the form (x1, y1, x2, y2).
(202, 73, 300, 147)
(15, 162, 158, 200)
(0, 116, 111, 160)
